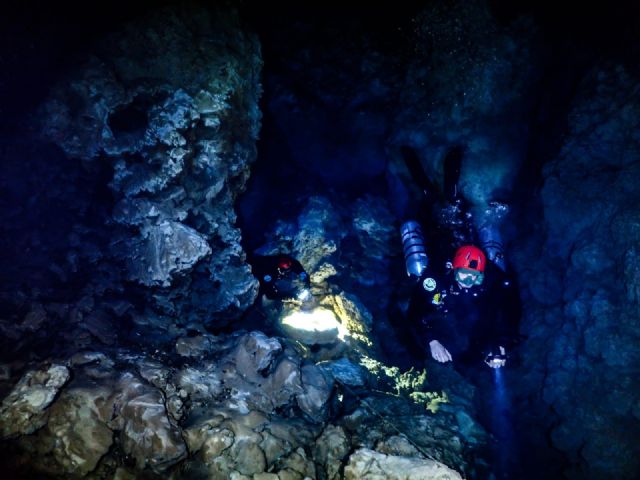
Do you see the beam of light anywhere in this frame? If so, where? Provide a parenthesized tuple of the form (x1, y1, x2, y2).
(281, 307, 348, 341)
(490, 367, 517, 479)
(297, 288, 312, 302)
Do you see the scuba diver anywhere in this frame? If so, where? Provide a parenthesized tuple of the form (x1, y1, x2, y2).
(398, 146, 521, 371)
(251, 254, 312, 303)
(404, 237, 519, 369)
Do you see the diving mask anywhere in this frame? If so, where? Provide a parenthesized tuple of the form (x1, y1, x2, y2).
(454, 268, 484, 287)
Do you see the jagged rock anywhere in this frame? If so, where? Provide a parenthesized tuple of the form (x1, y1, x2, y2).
(201, 427, 235, 462)
(83, 309, 118, 345)
(32, 3, 262, 326)
(135, 357, 170, 385)
(293, 197, 345, 272)
(296, 364, 334, 422)
(69, 351, 113, 368)
(127, 220, 212, 287)
(313, 425, 350, 480)
(257, 197, 344, 273)
(110, 373, 187, 472)
(259, 429, 291, 466)
(176, 335, 213, 357)
(186, 411, 270, 478)
(175, 366, 223, 402)
(0, 364, 70, 438)
(112, 195, 187, 226)
(22, 303, 47, 331)
(257, 357, 304, 411)
(277, 447, 317, 480)
(318, 357, 368, 387)
(231, 440, 267, 475)
(513, 63, 640, 479)
(350, 196, 395, 288)
(70, 352, 116, 380)
(310, 262, 338, 284)
(0, 323, 488, 479)
(344, 448, 463, 479)
(375, 435, 423, 458)
(231, 331, 283, 380)
(320, 293, 373, 346)
(44, 386, 114, 476)
(183, 415, 225, 453)
(340, 394, 471, 473)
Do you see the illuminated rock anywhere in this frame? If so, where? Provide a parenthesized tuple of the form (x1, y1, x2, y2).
(344, 448, 463, 480)
(280, 307, 346, 345)
(0, 364, 70, 438)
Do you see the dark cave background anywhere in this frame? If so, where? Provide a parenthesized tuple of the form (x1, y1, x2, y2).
(1, 1, 640, 479)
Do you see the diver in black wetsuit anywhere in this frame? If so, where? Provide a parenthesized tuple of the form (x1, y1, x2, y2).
(398, 146, 521, 370)
(251, 254, 311, 302)
(406, 243, 519, 369)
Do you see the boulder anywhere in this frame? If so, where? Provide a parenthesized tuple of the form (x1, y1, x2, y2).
(0, 364, 70, 438)
(344, 448, 463, 480)
(110, 373, 187, 472)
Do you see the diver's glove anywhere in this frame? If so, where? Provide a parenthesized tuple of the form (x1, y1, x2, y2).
(484, 346, 507, 369)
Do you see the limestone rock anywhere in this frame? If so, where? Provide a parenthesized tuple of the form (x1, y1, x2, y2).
(350, 195, 395, 287)
(201, 428, 235, 462)
(313, 425, 350, 480)
(232, 331, 283, 380)
(296, 364, 333, 422)
(230, 440, 266, 475)
(175, 366, 223, 402)
(318, 357, 368, 387)
(321, 293, 373, 345)
(83, 309, 118, 345)
(110, 373, 187, 472)
(513, 64, 640, 478)
(375, 435, 423, 458)
(45, 386, 114, 476)
(277, 447, 316, 480)
(344, 448, 463, 480)
(176, 335, 214, 357)
(292, 197, 345, 272)
(0, 364, 70, 438)
(127, 220, 212, 287)
(22, 303, 48, 331)
(35, 3, 262, 326)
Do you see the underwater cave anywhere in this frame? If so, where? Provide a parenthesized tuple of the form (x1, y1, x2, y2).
(1, 1, 640, 479)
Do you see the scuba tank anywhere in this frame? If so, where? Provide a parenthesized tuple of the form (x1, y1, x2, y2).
(478, 223, 506, 272)
(400, 221, 429, 278)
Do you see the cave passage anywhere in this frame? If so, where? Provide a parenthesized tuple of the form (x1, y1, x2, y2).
(1, 1, 640, 479)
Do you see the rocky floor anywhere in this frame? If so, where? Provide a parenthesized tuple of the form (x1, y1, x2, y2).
(0, 321, 491, 479)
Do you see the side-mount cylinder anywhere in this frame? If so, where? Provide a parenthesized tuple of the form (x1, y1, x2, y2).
(400, 221, 429, 278)
(479, 224, 506, 271)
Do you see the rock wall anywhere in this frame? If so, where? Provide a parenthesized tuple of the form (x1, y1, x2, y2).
(43, 2, 261, 315)
(513, 64, 640, 479)
(2, 6, 262, 360)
